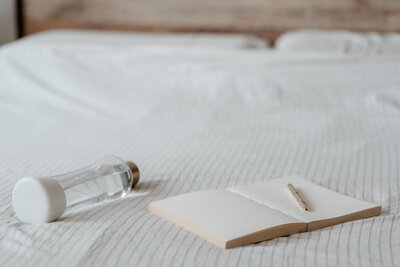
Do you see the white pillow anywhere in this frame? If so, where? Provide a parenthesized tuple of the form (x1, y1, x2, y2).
(21, 29, 270, 49)
(275, 29, 400, 54)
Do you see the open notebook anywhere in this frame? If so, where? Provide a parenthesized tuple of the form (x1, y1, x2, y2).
(149, 176, 381, 249)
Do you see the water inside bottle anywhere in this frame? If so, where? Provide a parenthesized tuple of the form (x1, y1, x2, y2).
(59, 161, 133, 209)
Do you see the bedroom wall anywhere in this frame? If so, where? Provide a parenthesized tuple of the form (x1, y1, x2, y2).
(0, 0, 17, 44)
(24, 0, 400, 40)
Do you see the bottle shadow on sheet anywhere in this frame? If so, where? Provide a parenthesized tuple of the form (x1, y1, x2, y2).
(58, 179, 167, 223)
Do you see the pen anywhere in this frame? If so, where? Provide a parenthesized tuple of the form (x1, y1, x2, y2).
(287, 183, 308, 211)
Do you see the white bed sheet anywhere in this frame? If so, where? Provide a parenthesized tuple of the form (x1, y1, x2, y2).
(0, 37, 400, 267)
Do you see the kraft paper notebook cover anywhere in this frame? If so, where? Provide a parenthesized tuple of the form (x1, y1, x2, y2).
(148, 176, 381, 249)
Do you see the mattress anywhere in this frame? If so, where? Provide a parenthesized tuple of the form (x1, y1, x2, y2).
(0, 32, 400, 267)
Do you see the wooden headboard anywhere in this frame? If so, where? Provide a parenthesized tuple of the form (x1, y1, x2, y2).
(23, 0, 400, 41)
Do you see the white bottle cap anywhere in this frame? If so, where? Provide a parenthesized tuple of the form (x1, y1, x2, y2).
(12, 177, 66, 223)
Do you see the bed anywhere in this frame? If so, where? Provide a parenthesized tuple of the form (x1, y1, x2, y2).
(0, 28, 399, 266)
(3, 2, 400, 266)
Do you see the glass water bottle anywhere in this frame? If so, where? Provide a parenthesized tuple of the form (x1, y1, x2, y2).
(12, 155, 140, 224)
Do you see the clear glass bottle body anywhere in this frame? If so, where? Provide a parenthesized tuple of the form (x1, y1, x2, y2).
(53, 155, 138, 209)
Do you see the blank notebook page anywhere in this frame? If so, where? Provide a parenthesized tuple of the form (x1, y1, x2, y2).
(150, 189, 301, 244)
(227, 176, 379, 223)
